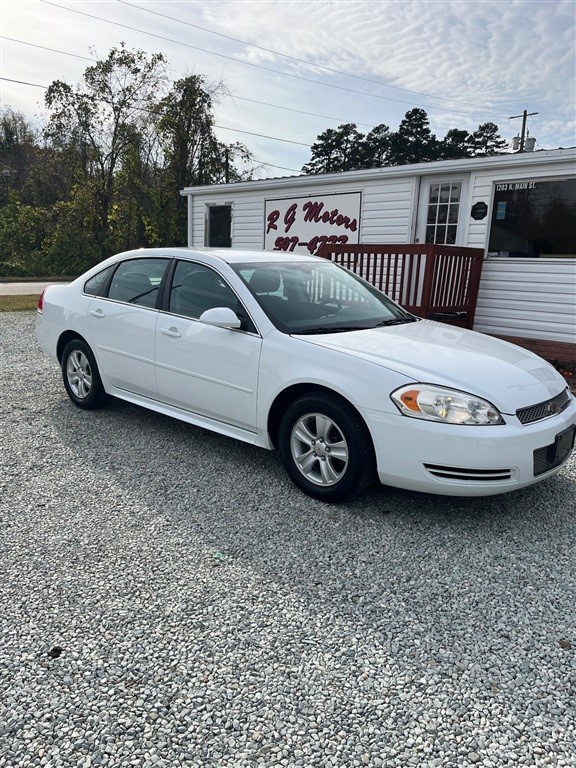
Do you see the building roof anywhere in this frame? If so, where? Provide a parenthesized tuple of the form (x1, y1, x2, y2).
(180, 147, 576, 197)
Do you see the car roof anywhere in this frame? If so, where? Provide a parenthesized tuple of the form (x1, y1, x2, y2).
(116, 247, 320, 266)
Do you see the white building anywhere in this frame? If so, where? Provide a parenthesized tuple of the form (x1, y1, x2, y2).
(181, 148, 576, 361)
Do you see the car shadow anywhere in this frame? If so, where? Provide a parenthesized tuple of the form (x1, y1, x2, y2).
(42, 392, 576, 704)
(48, 394, 576, 582)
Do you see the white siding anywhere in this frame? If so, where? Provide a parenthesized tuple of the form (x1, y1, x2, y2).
(474, 259, 576, 343)
(192, 197, 206, 246)
(191, 178, 414, 248)
(465, 172, 492, 249)
(361, 179, 414, 242)
(232, 197, 265, 248)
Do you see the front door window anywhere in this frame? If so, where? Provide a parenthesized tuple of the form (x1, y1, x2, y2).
(425, 182, 462, 244)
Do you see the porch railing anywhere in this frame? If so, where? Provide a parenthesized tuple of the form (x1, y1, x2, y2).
(315, 243, 484, 329)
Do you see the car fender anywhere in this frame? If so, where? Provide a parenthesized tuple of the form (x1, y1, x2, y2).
(255, 330, 413, 441)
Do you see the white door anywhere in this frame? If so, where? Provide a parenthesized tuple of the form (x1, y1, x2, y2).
(86, 257, 169, 398)
(415, 178, 467, 246)
(155, 320, 261, 430)
(87, 299, 158, 397)
(154, 262, 261, 431)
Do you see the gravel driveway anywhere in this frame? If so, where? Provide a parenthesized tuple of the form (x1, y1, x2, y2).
(1, 312, 575, 768)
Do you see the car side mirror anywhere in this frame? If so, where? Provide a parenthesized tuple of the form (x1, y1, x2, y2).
(198, 306, 242, 329)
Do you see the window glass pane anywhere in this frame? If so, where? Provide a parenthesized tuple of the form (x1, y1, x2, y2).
(425, 226, 436, 243)
(427, 204, 437, 224)
(450, 183, 461, 202)
(435, 226, 447, 244)
(438, 204, 448, 224)
(488, 178, 576, 257)
(108, 259, 168, 307)
(206, 205, 232, 247)
(429, 184, 440, 203)
(446, 226, 457, 244)
(84, 266, 113, 296)
(439, 184, 451, 203)
(169, 262, 239, 319)
(448, 205, 459, 224)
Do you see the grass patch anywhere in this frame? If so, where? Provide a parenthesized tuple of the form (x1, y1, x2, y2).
(0, 295, 39, 312)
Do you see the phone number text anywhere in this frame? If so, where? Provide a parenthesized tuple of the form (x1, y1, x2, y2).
(273, 235, 349, 255)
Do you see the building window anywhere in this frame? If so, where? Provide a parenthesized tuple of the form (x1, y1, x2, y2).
(425, 182, 461, 244)
(488, 178, 576, 257)
(206, 205, 232, 247)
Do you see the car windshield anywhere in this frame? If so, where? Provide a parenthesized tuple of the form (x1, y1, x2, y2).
(232, 260, 416, 334)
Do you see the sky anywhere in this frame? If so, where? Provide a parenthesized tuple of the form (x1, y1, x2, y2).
(1, 0, 575, 178)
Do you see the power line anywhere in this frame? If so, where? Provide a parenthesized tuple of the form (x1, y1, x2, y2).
(0, 79, 302, 173)
(0, 76, 311, 149)
(0, 36, 373, 128)
(118, 0, 511, 116)
(214, 124, 309, 147)
(39, 0, 507, 120)
(1, 36, 96, 62)
(0, 77, 48, 90)
(230, 95, 373, 129)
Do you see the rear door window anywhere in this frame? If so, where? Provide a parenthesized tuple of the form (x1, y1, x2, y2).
(108, 259, 169, 308)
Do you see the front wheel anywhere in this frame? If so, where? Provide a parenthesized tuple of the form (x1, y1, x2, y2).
(278, 393, 376, 502)
(61, 339, 109, 410)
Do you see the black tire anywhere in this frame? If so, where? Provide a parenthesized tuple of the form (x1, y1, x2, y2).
(278, 392, 376, 502)
(61, 339, 109, 410)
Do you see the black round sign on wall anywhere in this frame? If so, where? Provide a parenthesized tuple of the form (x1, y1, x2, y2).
(471, 202, 488, 220)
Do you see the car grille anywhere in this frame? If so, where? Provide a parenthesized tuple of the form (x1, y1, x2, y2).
(423, 464, 513, 482)
(533, 445, 567, 476)
(516, 388, 571, 425)
(533, 430, 575, 476)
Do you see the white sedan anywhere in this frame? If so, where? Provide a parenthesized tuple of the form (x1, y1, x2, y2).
(36, 247, 575, 502)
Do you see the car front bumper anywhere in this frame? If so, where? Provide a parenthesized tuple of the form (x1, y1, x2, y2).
(363, 397, 576, 496)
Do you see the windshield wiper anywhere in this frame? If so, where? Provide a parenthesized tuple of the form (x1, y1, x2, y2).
(293, 326, 370, 335)
(374, 317, 419, 327)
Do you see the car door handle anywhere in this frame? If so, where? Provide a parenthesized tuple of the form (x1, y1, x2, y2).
(161, 326, 182, 338)
(89, 308, 104, 318)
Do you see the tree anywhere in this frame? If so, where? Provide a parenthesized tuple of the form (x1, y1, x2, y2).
(156, 75, 221, 191)
(2, 49, 256, 275)
(302, 110, 509, 173)
(153, 75, 254, 244)
(302, 123, 365, 174)
(437, 129, 471, 160)
(0, 108, 38, 201)
(468, 122, 507, 156)
(361, 123, 392, 167)
(45, 44, 168, 261)
(388, 108, 438, 165)
(0, 200, 51, 275)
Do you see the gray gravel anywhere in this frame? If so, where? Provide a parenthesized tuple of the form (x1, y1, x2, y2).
(1, 311, 575, 768)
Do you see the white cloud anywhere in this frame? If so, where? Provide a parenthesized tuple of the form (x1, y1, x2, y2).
(1, 0, 574, 171)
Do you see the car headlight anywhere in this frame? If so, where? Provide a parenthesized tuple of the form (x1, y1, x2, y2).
(391, 384, 504, 425)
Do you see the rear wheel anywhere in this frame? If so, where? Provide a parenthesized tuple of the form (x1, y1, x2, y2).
(61, 339, 109, 410)
(278, 393, 376, 502)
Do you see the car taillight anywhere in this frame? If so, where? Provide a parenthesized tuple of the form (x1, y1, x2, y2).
(37, 290, 44, 313)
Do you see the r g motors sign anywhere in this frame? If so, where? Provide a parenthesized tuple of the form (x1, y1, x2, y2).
(264, 192, 361, 255)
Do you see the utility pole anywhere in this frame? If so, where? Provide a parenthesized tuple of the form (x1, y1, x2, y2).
(509, 110, 538, 152)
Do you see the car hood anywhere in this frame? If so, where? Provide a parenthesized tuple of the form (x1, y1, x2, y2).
(294, 320, 568, 412)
